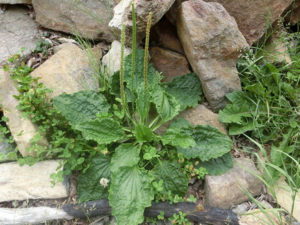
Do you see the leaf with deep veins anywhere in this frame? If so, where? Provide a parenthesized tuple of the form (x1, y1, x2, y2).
(75, 118, 126, 145)
(53, 90, 110, 125)
(109, 166, 154, 225)
(177, 125, 232, 161)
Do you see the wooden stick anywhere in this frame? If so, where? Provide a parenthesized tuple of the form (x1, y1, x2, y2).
(0, 200, 239, 225)
(63, 200, 239, 225)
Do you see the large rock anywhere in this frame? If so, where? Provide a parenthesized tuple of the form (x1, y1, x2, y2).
(165, 0, 186, 25)
(109, 0, 176, 45)
(31, 43, 99, 98)
(0, 0, 31, 3)
(32, 0, 116, 41)
(0, 6, 41, 65)
(271, 178, 300, 222)
(239, 209, 281, 225)
(180, 104, 227, 134)
(0, 160, 69, 202)
(205, 158, 263, 209)
(177, 0, 249, 111)
(150, 47, 190, 82)
(0, 70, 48, 157)
(205, 0, 293, 45)
(102, 40, 132, 75)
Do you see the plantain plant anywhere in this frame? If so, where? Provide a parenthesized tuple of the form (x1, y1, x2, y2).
(52, 5, 233, 225)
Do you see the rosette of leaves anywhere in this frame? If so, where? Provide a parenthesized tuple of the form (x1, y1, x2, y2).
(53, 5, 233, 225)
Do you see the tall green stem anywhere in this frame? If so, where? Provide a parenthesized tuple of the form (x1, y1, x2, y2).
(143, 12, 152, 92)
(131, 3, 136, 92)
(131, 3, 137, 116)
(120, 23, 126, 111)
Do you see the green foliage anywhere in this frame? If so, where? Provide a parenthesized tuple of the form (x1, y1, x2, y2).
(163, 73, 202, 111)
(176, 124, 233, 161)
(219, 29, 300, 186)
(77, 153, 111, 202)
(169, 211, 192, 225)
(197, 153, 233, 176)
(153, 161, 188, 196)
(75, 118, 126, 145)
(53, 90, 110, 125)
(109, 166, 154, 225)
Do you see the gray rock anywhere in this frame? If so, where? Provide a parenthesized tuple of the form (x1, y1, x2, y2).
(205, 158, 263, 209)
(177, 0, 249, 111)
(180, 104, 227, 134)
(31, 43, 99, 98)
(205, 0, 293, 45)
(0, 69, 48, 157)
(109, 0, 175, 45)
(0, 6, 40, 65)
(232, 202, 250, 214)
(32, 0, 116, 41)
(102, 40, 132, 75)
(0, 0, 31, 3)
(0, 160, 69, 202)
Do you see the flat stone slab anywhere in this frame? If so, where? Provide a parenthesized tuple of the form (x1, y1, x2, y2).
(0, 160, 69, 202)
(0, 5, 40, 65)
(0, 69, 48, 157)
(205, 158, 263, 209)
(272, 178, 300, 222)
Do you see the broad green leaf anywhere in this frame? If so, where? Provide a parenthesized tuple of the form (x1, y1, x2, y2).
(219, 103, 252, 124)
(153, 161, 188, 196)
(134, 124, 154, 143)
(163, 73, 202, 110)
(161, 128, 195, 148)
(169, 118, 192, 130)
(109, 166, 154, 225)
(177, 125, 232, 161)
(197, 153, 233, 176)
(53, 90, 110, 125)
(75, 118, 125, 145)
(110, 143, 140, 173)
(123, 49, 161, 92)
(152, 88, 180, 122)
(77, 154, 111, 202)
(228, 119, 258, 135)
